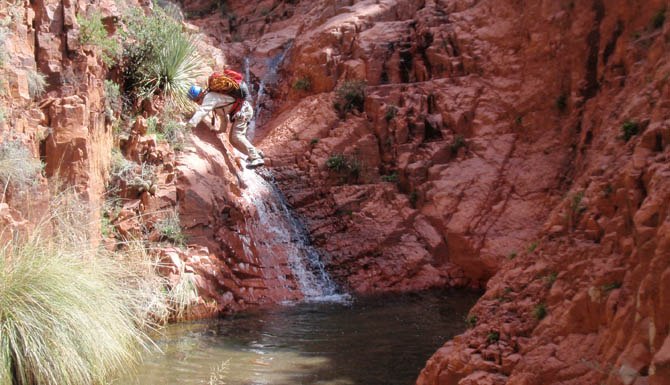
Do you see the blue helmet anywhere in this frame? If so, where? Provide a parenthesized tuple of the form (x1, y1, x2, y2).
(188, 85, 203, 101)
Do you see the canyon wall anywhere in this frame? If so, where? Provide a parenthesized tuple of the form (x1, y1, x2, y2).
(3, 0, 670, 384)
(184, 0, 670, 383)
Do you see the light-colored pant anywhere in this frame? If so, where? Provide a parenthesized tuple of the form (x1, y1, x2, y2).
(228, 101, 261, 161)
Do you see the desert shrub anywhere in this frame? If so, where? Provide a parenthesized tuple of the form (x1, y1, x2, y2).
(0, 136, 43, 200)
(292, 77, 311, 90)
(26, 69, 47, 99)
(621, 121, 640, 141)
(464, 314, 478, 329)
(487, 331, 500, 343)
(77, 11, 120, 66)
(333, 81, 366, 117)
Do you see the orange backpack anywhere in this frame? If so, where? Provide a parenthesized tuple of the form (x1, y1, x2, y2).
(207, 70, 249, 115)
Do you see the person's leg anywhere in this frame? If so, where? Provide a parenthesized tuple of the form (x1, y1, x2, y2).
(229, 103, 261, 161)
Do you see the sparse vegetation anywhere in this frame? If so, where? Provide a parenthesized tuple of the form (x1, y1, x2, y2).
(385, 105, 397, 121)
(652, 7, 666, 30)
(528, 242, 538, 253)
(556, 93, 567, 112)
(603, 183, 613, 197)
(292, 76, 311, 90)
(450, 134, 466, 153)
(465, 314, 478, 328)
(621, 121, 640, 141)
(601, 281, 622, 293)
(515, 115, 523, 125)
(157, 210, 187, 246)
(77, 11, 120, 66)
(103, 79, 122, 121)
(0, 135, 43, 202)
(26, 69, 48, 100)
(545, 272, 558, 288)
(333, 81, 366, 117)
(533, 303, 547, 320)
(0, 26, 9, 68)
(507, 252, 517, 260)
(381, 173, 398, 183)
(487, 331, 500, 343)
(310, 138, 319, 146)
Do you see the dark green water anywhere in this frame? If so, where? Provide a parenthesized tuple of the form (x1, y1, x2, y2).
(117, 289, 479, 385)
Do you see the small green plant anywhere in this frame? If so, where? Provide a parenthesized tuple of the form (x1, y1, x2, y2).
(545, 272, 558, 288)
(450, 134, 466, 153)
(528, 242, 538, 253)
(652, 7, 666, 29)
(333, 81, 366, 117)
(621, 121, 640, 141)
(77, 11, 120, 66)
(292, 77, 311, 90)
(26, 69, 48, 100)
(385, 105, 397, 121)
(533, 303, 548, 320)
(381, 173, 398, 183)
(326, 154, 349, 172)
(409, 191, 418, 206)
(556, 93, 568, 112)
(310, 138, 319, 146)
(157, 210, 187, 246)
(601, 281, 622, 293)
(515, 115, 523, 125)
(464, 314, 478, 328)
(603, 183, 613, 197)
(487, 331, 500, 343)
(507, 252, 517, 260)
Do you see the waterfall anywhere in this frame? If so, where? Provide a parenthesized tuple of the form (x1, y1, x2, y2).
(246, 41, 294, 140)
(236, 161, 346, 302)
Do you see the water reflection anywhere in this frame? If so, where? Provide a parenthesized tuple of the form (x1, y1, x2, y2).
(116, 289, 480, 385)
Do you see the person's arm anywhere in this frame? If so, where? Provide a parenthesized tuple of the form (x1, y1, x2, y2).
(187, 93, 230, 127)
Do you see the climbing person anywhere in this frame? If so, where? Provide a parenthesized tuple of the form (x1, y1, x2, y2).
(185, 69, 265, 168)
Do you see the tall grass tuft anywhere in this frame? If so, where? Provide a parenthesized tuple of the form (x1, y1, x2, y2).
(0, 135, 43, 202)
(0, 190, 197, 385)
(0, 234, 152, 385)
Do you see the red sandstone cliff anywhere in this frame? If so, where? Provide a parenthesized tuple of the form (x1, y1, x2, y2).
(184, 0, 670, 383)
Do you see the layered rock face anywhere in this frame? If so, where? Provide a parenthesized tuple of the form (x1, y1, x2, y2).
(185, 0, 670, 383)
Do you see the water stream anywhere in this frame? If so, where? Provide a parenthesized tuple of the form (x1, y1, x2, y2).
(116, 289, 479, 385)
(236, 164, 341, 301)
(245, 41, 294, 141)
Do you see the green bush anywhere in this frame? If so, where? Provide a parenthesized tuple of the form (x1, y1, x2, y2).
(326, 154, 349, 172)
(77, 11, 120, 66)
(464, 314, 478, 329)
(621, 121, 640, 141)
(333, 81, 366, 117)
(310, 138, 319, 146)
(487, 331, 500, 343)
(292, 77, 311, 90)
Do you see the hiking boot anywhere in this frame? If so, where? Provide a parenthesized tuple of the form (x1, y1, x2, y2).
(248, 158, 265, 168)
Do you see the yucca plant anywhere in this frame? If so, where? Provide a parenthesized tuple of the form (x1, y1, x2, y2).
(138, 33, 205, 108)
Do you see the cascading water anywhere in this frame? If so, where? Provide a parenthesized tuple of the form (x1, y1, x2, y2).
(236, 160, 344, 302)
(245, 41, 294, 140)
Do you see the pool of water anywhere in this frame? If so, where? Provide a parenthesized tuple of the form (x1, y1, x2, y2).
(116, 289, 479, 385)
